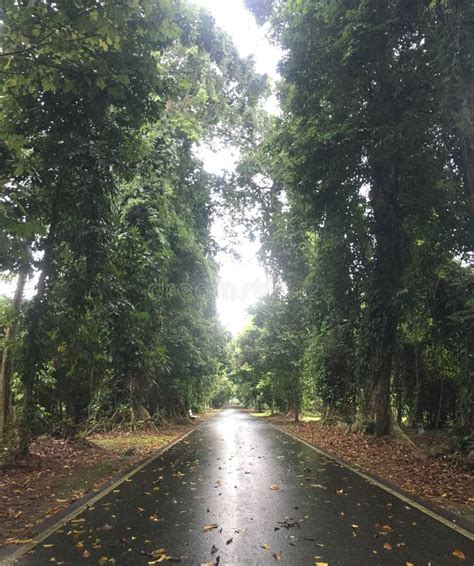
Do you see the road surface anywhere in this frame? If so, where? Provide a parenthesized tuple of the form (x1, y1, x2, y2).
(16, 409, 473, 565)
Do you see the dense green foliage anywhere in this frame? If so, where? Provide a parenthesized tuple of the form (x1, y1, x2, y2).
(232, 0, 473, 442)
(0, 0, 263, 456)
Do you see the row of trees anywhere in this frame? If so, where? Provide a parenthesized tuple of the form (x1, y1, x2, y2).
(231, 0, 473, 443)
(0, 0, 261, 459)
(1, 0, 472, 461)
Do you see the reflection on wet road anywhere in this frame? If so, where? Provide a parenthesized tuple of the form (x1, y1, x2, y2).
(19, 409, 473, 565)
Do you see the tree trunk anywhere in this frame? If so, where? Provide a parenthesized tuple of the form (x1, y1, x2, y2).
(390, 412, 415, 448)
(17, 275, 46, 456)
(392, 350, 403, 425)
(17, 244, 54, 456)
(362, 162, 404, 436)
(17, 187, 61, 457)
(293, 380, 300, 422)
(460, 128, 474, 213)
(455, 351, 473, 436)
(0, 268, 28, 443)
(449, 2, 474, 214)
(321, 402, 331, 425)
(412, 342, 422, 426)
(371, 368, 391, 436)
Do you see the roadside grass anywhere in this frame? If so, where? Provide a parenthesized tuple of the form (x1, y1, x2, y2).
(252, 410, 272, 418)
(52, 461, 118, 501)
(90, 432, 179, 457)
(252, 409, 321, 422)
(301, 412, 321, 422)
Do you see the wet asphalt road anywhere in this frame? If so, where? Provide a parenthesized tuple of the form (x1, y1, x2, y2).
(17, 409, 473, 565)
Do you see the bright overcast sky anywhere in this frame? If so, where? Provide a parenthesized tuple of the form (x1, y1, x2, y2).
(0, 0, 282, 335)
(195, 0, 282, 334)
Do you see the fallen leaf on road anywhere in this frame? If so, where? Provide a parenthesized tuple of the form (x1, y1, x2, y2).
(261, 544, 270, 550)
(203, 524, 218, 532)
(278, 519, 300, 530)
(83, 550, 91, 558)
(270, 484, 280, 491)
(272, 551, 282, 560)
(452, 550, 465, 560)
(148, 555, 181, 563)
(383, 543, 392, 551)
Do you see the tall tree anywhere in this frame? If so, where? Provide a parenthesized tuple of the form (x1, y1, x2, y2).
(240, 0, 472, 436)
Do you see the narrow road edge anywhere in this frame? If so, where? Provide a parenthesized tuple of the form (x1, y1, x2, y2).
(267, 421, 474, 542)
(1, 419, 207, 565)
